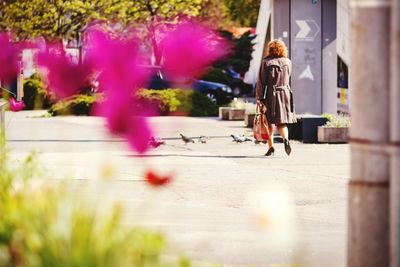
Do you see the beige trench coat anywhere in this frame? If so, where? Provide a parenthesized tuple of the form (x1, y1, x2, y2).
(256, 56, 297, 124)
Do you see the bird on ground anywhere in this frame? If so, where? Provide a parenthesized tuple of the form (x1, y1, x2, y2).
(231, 134, 252, 143)
(198, 135, 208, 144)
(148, 136, 165, 148)
(180, 134, 195, 144)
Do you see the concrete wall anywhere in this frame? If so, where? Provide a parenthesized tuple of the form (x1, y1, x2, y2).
(250, 0, 342, 115)
(322, 0, 338, 114)
(272, 0, 290, 52)
(290, 0, 323, 114)
(337, 0, 351, 114)
(244, 0, 272, 87)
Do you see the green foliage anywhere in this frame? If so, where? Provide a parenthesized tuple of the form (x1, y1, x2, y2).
(23, 74, 53, 110)
(198, 0, 233, 29)
(201, 68, 232, 85)
(0, 137, 189, 267)
(48, 89, 218, 117)
(48, 94, 101, 116)
(214, 31, 256, 76)
(0, 0, 202, 43)
(322, 113, 334, 122)
(323, 115, 351, 128)
(136, 89, 218, 117)
(224, 0, 260, 27)
(0, 0, 110, 42)
(130, 0, 202, 22)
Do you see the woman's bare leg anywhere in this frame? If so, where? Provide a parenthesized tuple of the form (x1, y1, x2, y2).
(277, 124, 289, 141)
(277, 124, 292, 155)
(267, 124, 274, 148)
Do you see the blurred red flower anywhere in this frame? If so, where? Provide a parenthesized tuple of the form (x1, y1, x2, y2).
(145, 170, 173, 187)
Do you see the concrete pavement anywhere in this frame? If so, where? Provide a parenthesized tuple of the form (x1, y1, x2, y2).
(5, 111, 349, 267)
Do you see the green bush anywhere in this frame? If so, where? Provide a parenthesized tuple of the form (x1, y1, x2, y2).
(201, 68, 232, 85)
(23, 74, 53, 110)
(322, 113, 334, 122)
(49, 89, 218, 117)
(49, 94, 102, 116)
(323, 115, 351, 128)
(136, 89, 218, 117)
(0, 137, 189, 267)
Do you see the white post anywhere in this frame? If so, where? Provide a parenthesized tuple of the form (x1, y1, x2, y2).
(348, 0, 391, 266)
(390, 0, 400, 266)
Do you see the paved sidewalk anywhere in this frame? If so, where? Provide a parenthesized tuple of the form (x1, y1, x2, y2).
(5, 111, 349, 267)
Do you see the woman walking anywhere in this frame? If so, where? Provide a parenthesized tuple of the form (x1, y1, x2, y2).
(256, 39, 296, 156)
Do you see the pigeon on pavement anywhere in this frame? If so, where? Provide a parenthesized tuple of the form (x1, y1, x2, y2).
(231, 134, 252, 143)
(180, 134, 195, 144)
(198, 135, 208, 144)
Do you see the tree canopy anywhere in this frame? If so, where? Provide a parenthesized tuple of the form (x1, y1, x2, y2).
(0, 0, 203, 42)
(224, 0, 260, 27)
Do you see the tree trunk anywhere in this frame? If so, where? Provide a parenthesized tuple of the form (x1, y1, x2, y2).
(147, 22, 161, 65)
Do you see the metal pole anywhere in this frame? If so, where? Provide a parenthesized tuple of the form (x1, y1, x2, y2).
(348, 0, 391, 267)
(390, 0, 400, 266)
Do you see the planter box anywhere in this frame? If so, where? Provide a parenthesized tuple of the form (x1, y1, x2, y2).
(289, 114, 328, 143)
(318, 126, 349, 143)
(219, 107, 231, 120)
(244, 113, 255, 128)
(229, 108, 245, 121)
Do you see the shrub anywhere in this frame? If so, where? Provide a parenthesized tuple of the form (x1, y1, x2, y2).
(323, 115, 351, 128)
(0, 137, 189, 267)
(48, 94, 102, 116)
(322, 113, 334, 122)
(49, 89, 218, 117)
(136, 89, 218, 117)
(23, 74, 53, 110)
(201, 68, 232, 85)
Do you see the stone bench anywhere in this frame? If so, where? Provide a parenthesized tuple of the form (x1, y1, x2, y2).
(289, 114, 328, 143)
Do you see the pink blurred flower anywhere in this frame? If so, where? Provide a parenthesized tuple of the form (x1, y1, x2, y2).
(0, 33, 21, 83)
(87, 29, 155, 154)
(36, 46, 94, 99)
(93, 90, 153, 154)
(160, 20, 230, 81)
(9, 97, 25, 112)
(86, 29, 150, 92)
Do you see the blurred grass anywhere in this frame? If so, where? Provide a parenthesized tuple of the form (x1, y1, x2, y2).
(0, 136, 190, 267)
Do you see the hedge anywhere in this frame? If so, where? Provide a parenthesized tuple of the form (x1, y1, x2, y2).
(49, 89, 218, 117)
(23, 74, 54, 110)
(48, 94, 102, 116)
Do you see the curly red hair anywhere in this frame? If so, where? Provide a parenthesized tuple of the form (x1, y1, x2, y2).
(267, 39, 288, 58)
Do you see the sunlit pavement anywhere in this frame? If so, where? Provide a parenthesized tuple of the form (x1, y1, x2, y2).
(5, 111, 349, 267)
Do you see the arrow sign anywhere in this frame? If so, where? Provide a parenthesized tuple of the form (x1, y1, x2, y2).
(296, 20, 311, 39)
(298, 65, 314, 81)
(295, 20, 320, 41)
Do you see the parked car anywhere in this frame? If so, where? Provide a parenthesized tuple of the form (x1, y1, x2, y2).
(146, 66, 234, 105)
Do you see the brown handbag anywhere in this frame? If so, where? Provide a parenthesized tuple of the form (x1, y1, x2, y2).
(253, 103, 270, 141)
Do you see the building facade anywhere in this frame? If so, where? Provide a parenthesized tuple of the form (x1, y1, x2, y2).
(247, 0, 350, 115)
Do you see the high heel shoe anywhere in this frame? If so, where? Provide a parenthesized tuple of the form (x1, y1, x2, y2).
(265, 147, 275, 156)
(284, 140, 291, 156)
